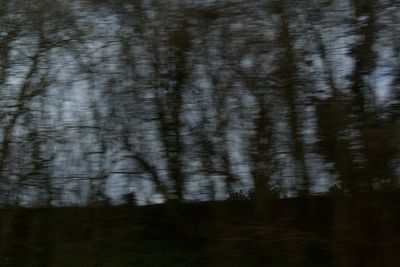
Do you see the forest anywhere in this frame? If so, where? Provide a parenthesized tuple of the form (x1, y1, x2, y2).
(1, 0, 400, 205)
(1, 0, 400, 266)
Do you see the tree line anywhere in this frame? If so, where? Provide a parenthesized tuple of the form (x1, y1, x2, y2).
(0, 0, 399, 206)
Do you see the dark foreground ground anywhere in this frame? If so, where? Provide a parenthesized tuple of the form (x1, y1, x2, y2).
(1, 192, 400, 267)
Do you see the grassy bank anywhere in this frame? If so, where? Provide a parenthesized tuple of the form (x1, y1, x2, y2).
(1, 193, 400, 266)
